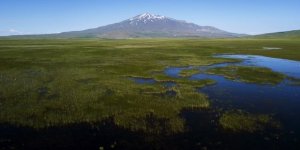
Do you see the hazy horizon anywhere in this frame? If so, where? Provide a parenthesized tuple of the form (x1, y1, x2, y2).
(1, 0, 300, 36)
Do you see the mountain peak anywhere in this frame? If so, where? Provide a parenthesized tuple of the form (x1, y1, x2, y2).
(130, 13, 167, 21)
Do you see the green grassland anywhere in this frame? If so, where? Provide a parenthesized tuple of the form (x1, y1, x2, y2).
(253, 30, 300, 39)
(0, 38, 300, 133)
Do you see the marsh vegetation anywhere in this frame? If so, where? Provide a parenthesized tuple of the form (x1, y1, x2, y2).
(206, 66, 286, 84)
(219, 110, 281, 132)
(1, 38, 300, 149)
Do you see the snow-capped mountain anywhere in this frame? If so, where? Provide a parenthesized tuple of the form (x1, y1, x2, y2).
(129, 13, 167, 23)
(32, 13, 245, 38)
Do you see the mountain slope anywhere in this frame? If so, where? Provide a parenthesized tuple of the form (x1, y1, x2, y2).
(254, 30, 300, 38)
(5, 13, 245, 38)
(57, 13, 242, 38)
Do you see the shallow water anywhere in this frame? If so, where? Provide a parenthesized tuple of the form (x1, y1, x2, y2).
(263, 47, 282, 50)
(164, 54, 300, 149)
(130, 77, 176, 88)
(216, 54, 300, 78)
(130, 77, 156, 84)
(133, 55, 300, 149)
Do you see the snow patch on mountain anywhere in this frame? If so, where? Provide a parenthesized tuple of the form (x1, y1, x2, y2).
(129, 13, 169, 24)
(130, 13, 166, 20)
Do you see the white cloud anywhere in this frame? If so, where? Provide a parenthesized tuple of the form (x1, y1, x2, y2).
(0, 28, 25, 36)
(9, 29, 17, 32)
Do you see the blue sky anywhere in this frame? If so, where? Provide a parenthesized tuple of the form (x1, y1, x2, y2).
(0, 0, 299, 35)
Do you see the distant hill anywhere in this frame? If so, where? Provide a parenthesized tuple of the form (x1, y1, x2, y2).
(254, 30, 300, 38)
(5, 13, 245, 39)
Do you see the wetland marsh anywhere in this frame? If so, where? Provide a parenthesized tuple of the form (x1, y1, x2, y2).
(1, 39, 300, 149)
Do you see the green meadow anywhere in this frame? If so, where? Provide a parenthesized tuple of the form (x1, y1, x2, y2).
(1, 38, 300, 133)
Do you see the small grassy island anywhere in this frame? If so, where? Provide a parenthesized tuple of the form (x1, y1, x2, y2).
(207, 66, 286, 84)
(219, 110, 281, 133)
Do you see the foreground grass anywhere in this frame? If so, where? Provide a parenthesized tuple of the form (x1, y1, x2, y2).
(0, 38, 300, 133)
